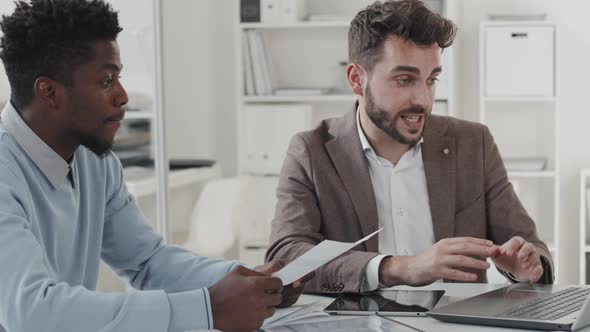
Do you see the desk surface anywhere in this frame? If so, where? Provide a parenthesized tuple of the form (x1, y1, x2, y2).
(262, 283, 590, 332)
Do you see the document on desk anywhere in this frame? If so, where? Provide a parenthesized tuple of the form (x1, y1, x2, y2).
(273, 228, 383, 285)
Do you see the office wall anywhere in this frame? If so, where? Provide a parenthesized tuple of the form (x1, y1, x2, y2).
(459, 0, 590, 284)
(161, 0, 238, 177)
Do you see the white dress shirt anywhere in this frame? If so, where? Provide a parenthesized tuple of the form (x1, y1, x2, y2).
(356, 110, 435, 291)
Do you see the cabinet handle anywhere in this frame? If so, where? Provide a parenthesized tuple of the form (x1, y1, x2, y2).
(511, 32, 528, 38)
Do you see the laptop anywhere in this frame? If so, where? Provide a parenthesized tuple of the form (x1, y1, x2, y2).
(427, 283, 590, 331)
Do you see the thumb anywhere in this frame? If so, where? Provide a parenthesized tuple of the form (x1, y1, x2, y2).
(234, 265, 268, 277)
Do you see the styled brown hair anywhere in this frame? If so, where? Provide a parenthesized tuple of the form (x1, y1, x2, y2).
(348, 0, 457, 72)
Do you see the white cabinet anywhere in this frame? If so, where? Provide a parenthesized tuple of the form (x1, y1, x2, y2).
(241, 104, 311, 175)
(484, 25, 555, 97)
(479, 21, 560, 280)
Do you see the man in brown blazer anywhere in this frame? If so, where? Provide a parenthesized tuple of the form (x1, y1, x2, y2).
(266, 0, 554, 294)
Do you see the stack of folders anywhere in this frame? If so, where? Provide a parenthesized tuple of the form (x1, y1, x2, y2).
(242, 30, 272, 96)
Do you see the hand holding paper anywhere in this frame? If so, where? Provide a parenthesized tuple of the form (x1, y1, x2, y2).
(273, 228, 383, 285)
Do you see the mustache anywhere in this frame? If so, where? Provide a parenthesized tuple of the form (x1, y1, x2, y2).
(398, 107, 427, 116)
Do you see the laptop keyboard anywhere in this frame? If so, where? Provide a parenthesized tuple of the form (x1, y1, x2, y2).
(500, 287, 590, 321)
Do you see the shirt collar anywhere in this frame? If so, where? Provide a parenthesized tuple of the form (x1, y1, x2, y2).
(355, 106, 424, 157)
(1, 102, 71, 188)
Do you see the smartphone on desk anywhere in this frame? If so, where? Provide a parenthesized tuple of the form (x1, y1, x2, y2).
(324, 289, 445, 317)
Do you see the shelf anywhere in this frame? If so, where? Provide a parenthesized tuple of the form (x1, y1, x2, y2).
(124, 164, 221, 198)
(483, 96, 556, 103)
(243, 94, 356, 103)
(124, 111, 154, 120)
(242, 95, 449, 103)
(507, 170, 556, 178)
(239, 21, 350, 30)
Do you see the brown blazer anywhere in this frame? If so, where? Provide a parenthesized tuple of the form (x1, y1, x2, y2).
(266, 108, 554, 294)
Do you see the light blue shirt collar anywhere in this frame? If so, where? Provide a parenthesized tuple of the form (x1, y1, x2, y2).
(1, 102, 71, 188)
(355, 107, 423, 161)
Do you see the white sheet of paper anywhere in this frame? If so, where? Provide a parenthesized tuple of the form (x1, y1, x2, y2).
(273, 228, 383, 285)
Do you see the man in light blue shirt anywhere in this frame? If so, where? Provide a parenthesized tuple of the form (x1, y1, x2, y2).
(0, 1, 307, 331)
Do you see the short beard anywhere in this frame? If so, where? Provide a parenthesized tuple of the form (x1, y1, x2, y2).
(78, 133, 112, 157)
(365, 84, 427, 146)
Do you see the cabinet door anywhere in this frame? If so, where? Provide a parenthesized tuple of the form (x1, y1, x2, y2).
(485, 26, 554, 97)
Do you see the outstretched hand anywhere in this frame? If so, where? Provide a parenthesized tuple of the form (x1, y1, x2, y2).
(491, 236, 543, 282)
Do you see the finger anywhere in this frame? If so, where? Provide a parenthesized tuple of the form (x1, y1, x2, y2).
(441, 267, 478, 282)
(517, 243, 536, 262)
(447, 242, 498, 257)
(446, 237, 494, 246)
(501, 237, 526, 256)
(235, 265, 269, 277)
(264, 292, 283, 307)
(292, 271, 315, 287)
(530, 264, 543, 282)
(445, 255, 491, 270)
(257, 276, 283, 292)
(278, 287, 303, 308)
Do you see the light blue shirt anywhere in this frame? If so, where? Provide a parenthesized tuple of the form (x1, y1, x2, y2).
(357, 110, 435, 291)
(0, 102, 239, 331)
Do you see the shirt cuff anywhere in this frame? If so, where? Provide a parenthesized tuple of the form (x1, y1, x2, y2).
(362, 254, 388, 292)
(167, 288, 213, 331)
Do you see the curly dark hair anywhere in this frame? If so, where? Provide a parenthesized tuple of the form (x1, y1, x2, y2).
(348, 0, 457, 72)
(0, 0, 122, 109)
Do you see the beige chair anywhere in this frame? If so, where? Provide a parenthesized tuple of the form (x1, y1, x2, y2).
(182, 177, 242, 259)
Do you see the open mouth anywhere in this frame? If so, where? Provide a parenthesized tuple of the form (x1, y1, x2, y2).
(400, 114, 424, 123)
(400, 113, 426, 130)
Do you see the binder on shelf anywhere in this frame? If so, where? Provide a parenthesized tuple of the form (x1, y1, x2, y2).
(242, 32, 255, 96)
(245, 30, 272, 96)
(240, 0, 261, 23)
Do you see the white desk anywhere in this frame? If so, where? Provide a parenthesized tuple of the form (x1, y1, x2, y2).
(262, 283, 590, 332)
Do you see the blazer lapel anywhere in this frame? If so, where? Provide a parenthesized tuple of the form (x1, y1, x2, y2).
(422, 116, 456, 241)
(325, 109, 379, 252)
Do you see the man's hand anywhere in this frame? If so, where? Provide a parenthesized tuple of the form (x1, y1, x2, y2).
(379, 237, 496, 287)
(255, 260, 314, 308)
(208, 266, 283, 332)
(491, 236, 543, 282)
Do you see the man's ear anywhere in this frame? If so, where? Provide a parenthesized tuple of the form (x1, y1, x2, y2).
(33, 77, 61, 109)
(346, 63, 366, 97)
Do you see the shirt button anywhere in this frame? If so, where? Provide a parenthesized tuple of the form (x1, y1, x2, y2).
(443, 148, 450, 155)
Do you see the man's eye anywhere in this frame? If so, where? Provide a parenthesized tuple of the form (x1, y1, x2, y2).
(397, 78, 411, 86)
(101, 79, 113, 88)
(428, 77, 439, 85)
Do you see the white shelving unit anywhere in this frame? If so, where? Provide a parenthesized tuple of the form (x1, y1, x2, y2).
(579, 170, 590, 284)
(479, 21, 560, 279)
(234, 0, 462, 266)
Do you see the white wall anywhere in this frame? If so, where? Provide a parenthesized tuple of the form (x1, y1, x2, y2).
(459, 0, 590, 284)
(161, 0, 238, 177)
